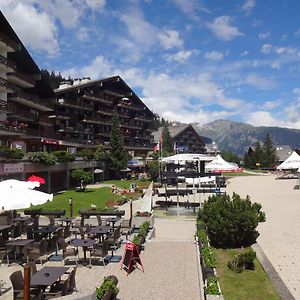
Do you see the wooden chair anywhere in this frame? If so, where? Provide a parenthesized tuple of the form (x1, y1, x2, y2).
(120, 219, 133, 239)
(107, 226, 121, 251)
(27, 238, 47, 265)
(43, 277, 70, 299)
(96, 215, 102, 226)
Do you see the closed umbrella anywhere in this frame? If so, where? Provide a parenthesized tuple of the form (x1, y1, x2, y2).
(27, 175, 46, 184)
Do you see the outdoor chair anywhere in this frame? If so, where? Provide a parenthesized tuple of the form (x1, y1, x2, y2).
(57, 238, 78, 265)
(107, 226, 121, 251)
(0, 246, 11, 266)
(9, 270, 40, 300)
(68, 267, 77, 293)
(89, 240, 109, 267)
(48, 216, 56, 226)
(26, 261, 38, 275)
(96, 215, 102, 226)
(43, 277, 70, 299)
(120, 219, 133, 239)
(27, 238, 47, 265)
(63, 224, 71, 240)
(25, 224, 34, 239)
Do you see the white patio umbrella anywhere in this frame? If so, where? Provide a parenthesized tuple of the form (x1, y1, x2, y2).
(0, 186, 53, 210)
(0, 179, 40, 190)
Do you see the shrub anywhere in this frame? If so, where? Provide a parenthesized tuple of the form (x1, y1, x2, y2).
(77, 148, 95, 160)
(27, 152, 57, 165)
(227, 249, 256, 272)
(201, 246, 217, 268)
(52, 151, 75, 162)
(0, 145, 24, 159)
(95, 277, 118, 300)
(197, 229, 208, 247)
(132, 235, 141, 246)
(205, 276, 221, 295)
(199, 193, 266, 248)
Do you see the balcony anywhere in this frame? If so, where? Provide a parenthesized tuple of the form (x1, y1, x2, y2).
(82, 116, 110, 126)
(8, 89, 52, 112)
(0, 76, 14, 93)
(0, 97, 7, 111)
(0, 54, 16, 73)
(96, 109, 114, 117)
(7, 103, 39, 122)
(0, 32, 20, 52)
(7, 69, 36, 88)
(120, 123, 141, 130)
(57, 98, 93, 111)
(82, 94, 112, 106)
(116, 103, 142, 111)
(134, 116, 153, 122)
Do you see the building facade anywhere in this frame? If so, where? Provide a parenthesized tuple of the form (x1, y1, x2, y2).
(153, 124, 205, 153)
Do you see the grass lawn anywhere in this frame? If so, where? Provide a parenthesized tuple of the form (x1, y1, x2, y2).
(212, 248, 280, 300)
(30, 180, 151, 217)
(102, 179, 151, 189)
(224, 172, 257, 177)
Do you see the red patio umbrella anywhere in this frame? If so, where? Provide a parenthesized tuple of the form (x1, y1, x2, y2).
(27, 175, 46, 184)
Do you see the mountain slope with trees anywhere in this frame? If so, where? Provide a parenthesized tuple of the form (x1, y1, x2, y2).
(195, 119, 300, 156)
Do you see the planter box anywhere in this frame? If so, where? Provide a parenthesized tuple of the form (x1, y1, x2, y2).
(206, 295, 224, 300)
(132, 214, 154, 228)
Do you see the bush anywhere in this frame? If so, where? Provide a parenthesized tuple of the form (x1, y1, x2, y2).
(199, 193, 266, 248)
(201, 246, 217, 268)
(27, 152, 57, 165)
(77, 148, 95, 160)
(95, 277, 118, 300)
(0, 145, 24, 159)
(205, 276, 221, 295)
(227, 249, 256, 272)
(52, 151, 75, 162)
(197, 229, 208, 247)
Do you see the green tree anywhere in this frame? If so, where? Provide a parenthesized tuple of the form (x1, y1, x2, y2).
(147, 160, 159, 181)
(71, 169, 93, 191)
(108, 113, 129, 178)
(253, 141, 263, 168)
(198, 193, 266, 248)
(221, 151, 240, 165)
(261, 133, 278, 167)
(161, 125, 173, 156)
(95, 145, 107, 160)
(77, 148, 95, 160)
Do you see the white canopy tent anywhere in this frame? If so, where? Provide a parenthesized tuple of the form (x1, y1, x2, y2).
(277, 151, 300, 170)
(0, 179, 40, 190)
(205, 154, 239, 172)
(161, 153, 214, 164)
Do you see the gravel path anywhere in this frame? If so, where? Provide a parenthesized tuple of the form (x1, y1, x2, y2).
(227, 174, 300, 299)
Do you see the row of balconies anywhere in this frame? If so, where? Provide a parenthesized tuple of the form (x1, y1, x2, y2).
(0, 31, 20, 52)
(0, 54, 16, 73)
(81, 94, 112, 106)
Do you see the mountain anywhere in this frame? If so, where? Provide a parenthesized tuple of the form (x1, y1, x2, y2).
(195, 119, 300, 156)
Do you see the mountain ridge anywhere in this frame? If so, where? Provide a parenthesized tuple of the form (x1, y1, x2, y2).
(193, 119, 300, 156)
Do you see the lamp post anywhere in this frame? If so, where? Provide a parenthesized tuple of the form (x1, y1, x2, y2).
(69, 197, 73, 217)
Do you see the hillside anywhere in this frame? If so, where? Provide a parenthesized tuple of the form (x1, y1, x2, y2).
(195, 120, 300, 156)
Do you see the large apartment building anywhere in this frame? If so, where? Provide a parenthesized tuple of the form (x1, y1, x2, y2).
(0, 11, 154, 157)
(53, 76, 154, 156)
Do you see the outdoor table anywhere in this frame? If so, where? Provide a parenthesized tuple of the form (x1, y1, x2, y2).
(34, 226, 60, 236)
(57, 217, 74, 226)
(105, 217, 120, 231)
(30, 266, 69, 290)
(6, 239, 34, 261)
(13, 216, 31, 233)
(90, 225, 110, 241)
(0, 225, 11, 231)
(70, 239, 96, 263)
(0, 225, 12, 241)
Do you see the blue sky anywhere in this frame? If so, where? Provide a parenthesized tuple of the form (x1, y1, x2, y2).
(1, 0, 300, 129)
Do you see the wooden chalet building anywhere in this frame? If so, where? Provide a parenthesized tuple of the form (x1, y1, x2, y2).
(153, 124, 205, 153)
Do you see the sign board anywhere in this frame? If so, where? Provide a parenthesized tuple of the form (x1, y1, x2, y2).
(4, 163, 24, 174)
(120, 241, 144, 275)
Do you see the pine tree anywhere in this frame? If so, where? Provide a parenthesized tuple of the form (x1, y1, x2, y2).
(253, 141, 263, 168)
(262, 134, 278, 167)
(108, 113, 129, 178)
(161, 125, 173, 156)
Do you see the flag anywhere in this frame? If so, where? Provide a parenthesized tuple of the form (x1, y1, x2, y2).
(160, 135, 163, 144)
(153, 143, 160, 152)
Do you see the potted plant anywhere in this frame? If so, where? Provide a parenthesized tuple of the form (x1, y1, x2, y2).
(95, 276, 119, 300)
(132, 235, 142, 253)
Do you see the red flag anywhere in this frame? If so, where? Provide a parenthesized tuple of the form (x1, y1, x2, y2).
(153, 143, 160, 152)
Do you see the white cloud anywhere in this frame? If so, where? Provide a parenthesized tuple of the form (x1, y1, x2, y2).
(1, 2, 59, 55)
(119, 8, 157, 48)
(245, 111, 278, 127)
(158, 30, 184, 50)
(261, 99, 282, 110)
(241, 0, 256, 12)
(165, 50, 197, 63)
(294, 28, 300, 38)
(204, 51, 224, 61)
(261, 43, 273, 54)
(240, 51, 249, 57)
(173, 0, 208, 20)
(207, 16, 244, 41)
(245, 74, 276, 90)
(258, 32, 270, 40)
(85, 0, 106, 10)
(76, 27, 90, 41)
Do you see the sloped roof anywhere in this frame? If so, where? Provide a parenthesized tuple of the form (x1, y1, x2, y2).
(153, 124, 202, 143)
(275, 145, 293, 162)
